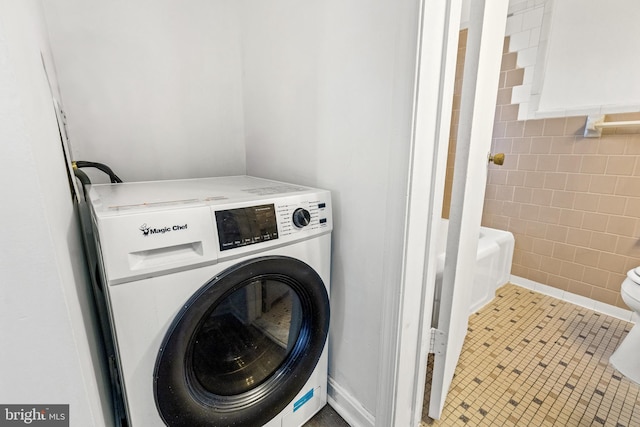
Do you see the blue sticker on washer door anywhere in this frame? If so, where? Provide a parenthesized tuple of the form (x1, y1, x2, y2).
(293, 388, 314, 412)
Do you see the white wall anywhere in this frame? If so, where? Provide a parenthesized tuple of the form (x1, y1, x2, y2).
(499, 0, 640, 119)
(38, 0, 422, 424)
(538, 0, 640, 116)
(42, 0, 247, 182)
(0, 1, 110, 424)
(241, 1, 421, 422)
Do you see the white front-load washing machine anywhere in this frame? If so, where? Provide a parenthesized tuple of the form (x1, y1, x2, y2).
(86, 176, 332, 427)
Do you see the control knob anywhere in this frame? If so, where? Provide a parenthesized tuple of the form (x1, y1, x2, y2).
(292, 208, 311, 228)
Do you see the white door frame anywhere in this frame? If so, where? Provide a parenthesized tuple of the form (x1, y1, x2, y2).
(375, 1, 462, 426)
(427, 0, 509, 419)
(376, 0, 509, 425)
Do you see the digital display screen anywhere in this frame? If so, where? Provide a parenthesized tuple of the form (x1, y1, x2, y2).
(215, 204, 278, 251)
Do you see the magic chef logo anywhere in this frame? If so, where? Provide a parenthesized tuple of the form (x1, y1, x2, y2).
(139, 223, 188, 236)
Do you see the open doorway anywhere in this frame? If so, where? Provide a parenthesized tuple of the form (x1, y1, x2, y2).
(417, 0, 509, 423)
(375, 1, 509, 425)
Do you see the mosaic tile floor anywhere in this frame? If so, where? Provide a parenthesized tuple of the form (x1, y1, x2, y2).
(422, 283, 640, 427)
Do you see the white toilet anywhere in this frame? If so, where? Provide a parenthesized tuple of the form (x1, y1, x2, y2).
(610, 267, 640, 385)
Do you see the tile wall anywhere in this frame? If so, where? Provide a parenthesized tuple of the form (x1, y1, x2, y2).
(502, 0, 549, 120)
(444, 30, 640, 309)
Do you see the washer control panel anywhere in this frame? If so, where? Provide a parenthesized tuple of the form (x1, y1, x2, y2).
(276, 199, 330, 238)
(215, 204, 279, 251)
(292, 208, 311, 228)
(214, 195, 331, 253)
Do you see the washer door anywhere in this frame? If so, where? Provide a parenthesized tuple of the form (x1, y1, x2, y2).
(154, 256, 330, 427)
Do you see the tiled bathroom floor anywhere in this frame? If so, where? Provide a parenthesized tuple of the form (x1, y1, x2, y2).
(422, 283, 640, 426)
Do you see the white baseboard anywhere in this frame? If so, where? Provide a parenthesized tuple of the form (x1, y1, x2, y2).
(327, 377, 375, 427)
(509, 275, 636, 323)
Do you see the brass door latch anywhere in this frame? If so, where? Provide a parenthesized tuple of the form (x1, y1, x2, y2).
(488, 152, 505, 165)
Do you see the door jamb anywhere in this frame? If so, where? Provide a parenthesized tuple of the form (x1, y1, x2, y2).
(375, 1, 462, 426)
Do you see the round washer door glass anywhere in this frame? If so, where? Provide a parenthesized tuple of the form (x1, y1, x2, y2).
(154, 256, 330, 427)
(191, 278, 302, 396)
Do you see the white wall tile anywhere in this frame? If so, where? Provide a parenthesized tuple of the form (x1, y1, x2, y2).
(523, 66, 534, 85)
(509, 30, 531, 52)
(529, 27, 541, 47)
(582, 106, 606, 116)
(563, 292, 597, 311)
(505, 0, 552, 119)
(508, 0, 529, 15)
(522, 6, 544, 30)
(516, 46, 538, 67)
(518, 102, 530, 120)
(529, 94, 541, 113)
(600, 103, 640, 114)
(505, 13, 523, 36)
(534, 108, 568, 118)
(540, 9, 553, 41)
(512, 84, 532, 104)
(510, 275, 634, 322)
(594, 301, 634, 322)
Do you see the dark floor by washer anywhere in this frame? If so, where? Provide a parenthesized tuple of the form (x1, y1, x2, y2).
(304, 404, 350, 426)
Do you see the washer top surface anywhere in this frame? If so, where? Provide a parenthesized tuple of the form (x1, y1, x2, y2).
(88, 175, 315, 217)
(87, 175, 332, 285)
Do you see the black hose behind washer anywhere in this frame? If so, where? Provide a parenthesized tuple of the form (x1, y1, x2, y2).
(73, 168, 91, 186)
(74, 161, 123, 183)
